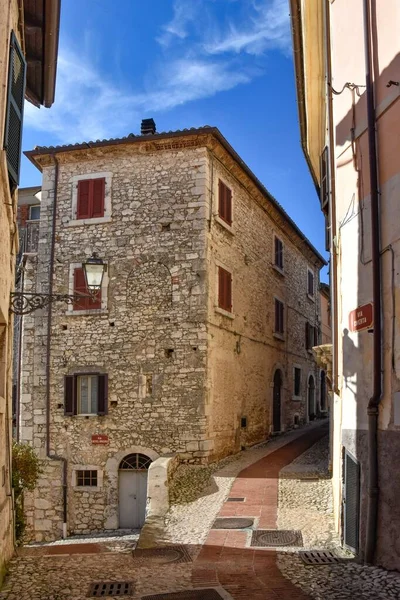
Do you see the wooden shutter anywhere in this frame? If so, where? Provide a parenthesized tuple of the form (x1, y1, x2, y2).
(218, 267, 232, 312)
(73, 268, 88, 310)
(4, 32, 26, 186)
(308, 271, 314, 296)
(97, 374, 108, 415)
(305, 322, 310, 349)
(92, 178, 105, 217)
(64, 375, 76, 415)
(77, 180, 91, 219)
(218, 180, 232, 225)
(275, 299, 283, 333)
(275, 238, 283, 269)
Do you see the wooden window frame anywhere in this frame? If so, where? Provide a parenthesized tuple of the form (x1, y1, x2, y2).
(274, 235, 284, 271)
(64, 373, 108, 416)
(218, 266, 232, 313)
(307, 269, 315, 298)
(274, 298, 284, 335)
(77, 374, 99, 415)
(28, 205, 40, 220)
(218, 179, 233, 226)
(77, 177, 105, 220)
(76, 470, 98, 487)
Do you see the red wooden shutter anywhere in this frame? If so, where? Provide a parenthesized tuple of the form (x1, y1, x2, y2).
(73, 268, 88, 310)
(88, 287, 102, 310)
(218, 180, 224, 219)
(64, 375, 76, 415)
(97, 374, 108, 415)
(218, 180, 232, 225)
(225, 186, 232, 225)
(218, 267, 232, 312)
(226, 270, 232, 310)
(77, 180, 91, 219)
(218, 266, 224, 308)
(92, 178, 105, 218)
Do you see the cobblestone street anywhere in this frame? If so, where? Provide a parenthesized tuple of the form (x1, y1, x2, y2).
(1, 421, 399, 600)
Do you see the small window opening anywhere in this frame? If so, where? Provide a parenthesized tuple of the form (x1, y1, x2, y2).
(241, 417, 247, 428)
(109, 321, 115, 327)
(76, 470, 98, 487)
(162, 223, 171, 232)
(294, 415, 299, 426)
(165, 349, 174, 359)
(145, 375, 153, 396)
(62, 324, 68, 331)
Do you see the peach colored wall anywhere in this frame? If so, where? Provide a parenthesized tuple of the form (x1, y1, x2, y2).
(319, 291, 331, 345)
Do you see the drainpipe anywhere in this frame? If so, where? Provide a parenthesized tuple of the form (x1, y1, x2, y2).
(45, 156, 68, 538)
(363, 0, 382, 564)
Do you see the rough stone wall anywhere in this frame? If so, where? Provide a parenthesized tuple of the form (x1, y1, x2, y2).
(20, 144, 210, 539)
(0, 0, 22, 580)
(206, 155, 322, 460)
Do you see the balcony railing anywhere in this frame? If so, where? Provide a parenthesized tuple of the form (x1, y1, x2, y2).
(24, 220, 40, 253)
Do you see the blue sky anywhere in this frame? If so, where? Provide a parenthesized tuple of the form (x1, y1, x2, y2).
(22, 0, 328, 279)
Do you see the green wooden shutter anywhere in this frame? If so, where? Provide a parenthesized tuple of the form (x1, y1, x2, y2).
(4, 32, 26, 186)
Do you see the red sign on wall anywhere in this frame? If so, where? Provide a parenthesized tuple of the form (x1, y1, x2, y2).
(349, 303, 374, 333)
(91, 434, 109, 445)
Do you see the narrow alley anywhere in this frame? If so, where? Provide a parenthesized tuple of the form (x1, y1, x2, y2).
(2, 422, 399, 600)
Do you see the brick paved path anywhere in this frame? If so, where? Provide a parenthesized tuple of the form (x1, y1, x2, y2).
(192, 423, 328, 599)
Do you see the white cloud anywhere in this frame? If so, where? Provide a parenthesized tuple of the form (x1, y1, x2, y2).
(204, 0, 291, 56)
(157, 0, 202, 47)
(24, 50, 254, 143)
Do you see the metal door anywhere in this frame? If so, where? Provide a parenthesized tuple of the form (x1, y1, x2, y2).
(118, 470, 148, 528)
(343, 449, 360, 552)
(273, 370, 282, 432)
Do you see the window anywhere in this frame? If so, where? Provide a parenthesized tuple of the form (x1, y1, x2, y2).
(77, 178, 105, 219)
(4, 32, 26, 187)
(294, 367, 301, 397)
(320, 147, 329, 215)
(274, 299, 284, 335)
(76, 470, 98, 487)
(305, 322, 318, 350)
(307, 270, 315, 297)
(218, 179, 232, 225)
(73, 267, 101, 311)
(29, 205, 40, 220)
(274, 236, 284, 270)
(218, 266, 232, 312)
(64, 373, 108, 416)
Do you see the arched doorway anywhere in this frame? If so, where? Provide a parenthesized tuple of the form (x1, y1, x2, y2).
(308, 375, 316, 421)
(272, 369, 283, 432)
(118, 453, 152, 528)
(320, 371, 327, 412)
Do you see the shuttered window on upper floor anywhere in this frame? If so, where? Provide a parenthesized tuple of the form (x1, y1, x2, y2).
(274, 299, 284, 334)
(218, 179, 232, 225)
(64, 373, 108, 416)
(274, 236, 284, 270)
(218, 266, 232, 312)
(73, 267, 102, 311)
(4, 32, 26, 188)
(77, 178, 105, 219)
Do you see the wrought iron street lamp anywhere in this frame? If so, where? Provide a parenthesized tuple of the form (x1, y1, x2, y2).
(10, 253, 106, 315)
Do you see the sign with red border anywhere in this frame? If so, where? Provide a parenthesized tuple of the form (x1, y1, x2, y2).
(349, 303, 373, 333)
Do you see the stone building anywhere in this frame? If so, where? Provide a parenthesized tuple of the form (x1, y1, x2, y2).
(18, 122, 326, 541)
(0, 0, 60, 580)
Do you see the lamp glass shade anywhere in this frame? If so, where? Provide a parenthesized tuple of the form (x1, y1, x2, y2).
(83, 254, 105, 290)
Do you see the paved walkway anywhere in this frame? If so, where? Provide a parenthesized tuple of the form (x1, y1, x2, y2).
(192, 424, 328, 599)
(0, 423, 328, 599)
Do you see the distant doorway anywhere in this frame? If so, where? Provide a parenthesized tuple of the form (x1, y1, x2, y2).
(320, 371, 327, 412)
(308, 375, 316, 420)
(272, 369, 283, 432)
(118, 453, 152, 528)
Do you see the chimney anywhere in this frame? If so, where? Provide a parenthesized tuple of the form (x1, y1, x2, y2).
(141, 118, 156, 135)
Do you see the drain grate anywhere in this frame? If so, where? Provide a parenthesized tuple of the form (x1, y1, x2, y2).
(141, 589, 224, 600)
(251, 530, 303, 547)
(132, 545, 192, 564)
(226, 497, 245, 502)
(299, 550, 347, 565)
(212, 517, 254, 529)
(88, 581, 134, 597)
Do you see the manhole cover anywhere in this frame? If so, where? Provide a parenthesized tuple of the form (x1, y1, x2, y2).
(88, 581, 134, 597)
(251, 530, 303, 547)
(141, 590, 224, 600)
(226, 497, 245, 502)
(299, 550, 347, 565)
(212, 517, 254, 529)
(133, 545, 192, 564)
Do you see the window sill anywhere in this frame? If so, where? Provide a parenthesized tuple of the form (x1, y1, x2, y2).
(66, 216, 112, 227)
(292, 396, 302, 402)
(215, 306, 234, 319)
(273, 332, 285, 341)
(307, 294, 315, 302)
(214, 214, 234, 234)
(73, 486, 101, 492)
(66, 309, 108, 316)
(272, 264, 285, 276)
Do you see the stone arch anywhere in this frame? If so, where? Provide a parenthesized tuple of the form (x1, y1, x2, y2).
(104, 446, 159, 529)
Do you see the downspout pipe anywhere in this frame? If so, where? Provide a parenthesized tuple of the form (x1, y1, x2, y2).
(363, 0, 382, 564)
(45, 156, 68, 538)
